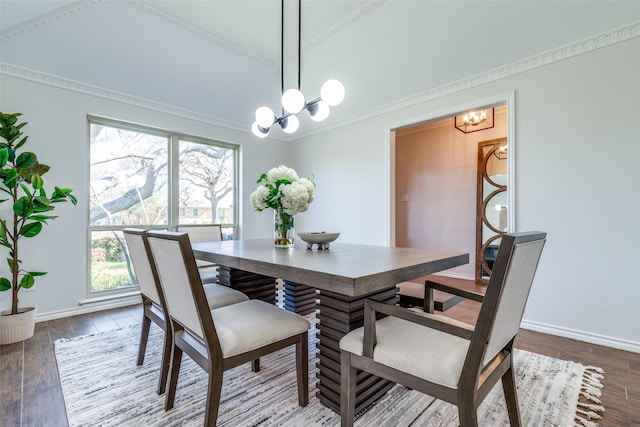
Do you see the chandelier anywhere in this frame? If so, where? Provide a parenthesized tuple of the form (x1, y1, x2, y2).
(251, 0, 345, 138)
(454, 108, 494, 133)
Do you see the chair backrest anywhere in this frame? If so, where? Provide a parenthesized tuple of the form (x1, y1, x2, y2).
(175, 224, 223, 243)
(123, 228, 163, 307)
(146, 231, 218, 345)
(470, 232, 546, 367)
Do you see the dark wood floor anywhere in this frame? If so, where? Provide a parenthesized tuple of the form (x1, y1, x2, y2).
(1, 278, 638, 426)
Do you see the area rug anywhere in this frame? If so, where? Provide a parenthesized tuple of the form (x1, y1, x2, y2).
(54, 321, 604, 426)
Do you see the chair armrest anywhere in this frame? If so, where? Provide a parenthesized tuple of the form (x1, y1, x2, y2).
(362, 299, 474, 358)
(425, 280, 484, 303)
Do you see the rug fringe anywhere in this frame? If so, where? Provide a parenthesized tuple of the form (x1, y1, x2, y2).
(574, 366, 605, 427)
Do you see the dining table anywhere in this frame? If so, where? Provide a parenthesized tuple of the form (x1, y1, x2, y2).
(191, 238, 469, 414)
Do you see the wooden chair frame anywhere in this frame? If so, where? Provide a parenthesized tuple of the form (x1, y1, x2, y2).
(148, 231, 309, 426)
(341, 231, 546, 427)
(123, 228, 173, 395)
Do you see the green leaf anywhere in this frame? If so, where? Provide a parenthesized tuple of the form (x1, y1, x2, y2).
(19, 222, 42, 237)
(27, 214, 57, 223)
(13, 196, 32, 217)
(3, 167, 18, 187)
(0, 278, 10, 292)
(14, 135, 28, 150)
(16, 152, 37, 168)
(19, 274, 35, 290)
(0, 147, 8, 167)
(6, 257, 15, 270)
(28, 271, 47, 277)
(257, 173, 267, 183)
(19, 182, 32, 198)
(31, 174, 43, 190)
(0, 221, 8, 245)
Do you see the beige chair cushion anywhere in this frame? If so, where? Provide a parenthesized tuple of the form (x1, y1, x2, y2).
(211, 300, 310, 358)
(340, 314, 472, 388)
(203, 284, 248, 310)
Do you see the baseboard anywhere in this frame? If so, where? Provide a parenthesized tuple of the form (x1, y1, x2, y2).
(521, 319, 640, 354)
(35, 294, 142, 322)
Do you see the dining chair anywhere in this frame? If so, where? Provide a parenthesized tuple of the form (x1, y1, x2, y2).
(146, 231, 310, 426)
(339, 231, 546, 427)
(175, 224, 223, 284)
(123, 228, 249, 395)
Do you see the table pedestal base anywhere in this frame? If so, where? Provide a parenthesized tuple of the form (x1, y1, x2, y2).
(316, 286, 398, 413)
(217, 266, 277, 304)
(283, 280, 317, 315)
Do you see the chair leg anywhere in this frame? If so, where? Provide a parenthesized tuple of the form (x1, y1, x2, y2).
(501, 363, 522, 426)
(251, 358, 260, 372)
(296, 331, 309, 407)
(424, 282, 435, 314)
(204, 370, 223, 427)
(340, 351, 357, 427)
(137, 313, 151, 365)
(165, 344, 183, 411)
(157, 324, 172, 395)
(457, 400, 479, 427)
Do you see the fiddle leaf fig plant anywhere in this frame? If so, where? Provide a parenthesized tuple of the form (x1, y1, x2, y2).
(0, 112, 77, 315)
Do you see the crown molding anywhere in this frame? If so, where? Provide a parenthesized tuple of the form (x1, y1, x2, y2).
(2, 19, 638, 143)
(0, 0, 101, 43)
(305, 0, 387, 51)
(293, 20, 640, 140)
(132, 1, 276, 68)
(0, 63, 275, 137)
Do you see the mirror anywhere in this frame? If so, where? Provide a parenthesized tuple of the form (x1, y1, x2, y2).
(476, 138, 508, 284)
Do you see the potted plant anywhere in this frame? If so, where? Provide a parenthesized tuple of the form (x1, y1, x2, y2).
(0, 112, 77, 344)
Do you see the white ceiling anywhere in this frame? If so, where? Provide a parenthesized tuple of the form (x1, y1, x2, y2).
(1, 0, 639, 136)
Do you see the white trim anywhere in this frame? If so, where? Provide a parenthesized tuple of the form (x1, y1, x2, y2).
(521, 319, 640, 354)
(386, 92, 515, 257)
(295, 21, 640, 139)
(35, 292, 142, 323)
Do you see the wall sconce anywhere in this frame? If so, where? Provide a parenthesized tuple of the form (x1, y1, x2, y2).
(455, 108, 494, 133)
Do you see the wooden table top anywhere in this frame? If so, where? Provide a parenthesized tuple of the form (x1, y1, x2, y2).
(192, 239, 469, 297)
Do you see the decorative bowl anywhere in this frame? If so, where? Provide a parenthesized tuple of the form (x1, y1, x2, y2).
(297, 232, 340, 249)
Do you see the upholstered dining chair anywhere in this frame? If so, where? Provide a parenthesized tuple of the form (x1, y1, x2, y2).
(146, 231, 310, 426)
(123, 228, 249, 395)
(175, 224, 223, 284)
(339, 231, 546, 427)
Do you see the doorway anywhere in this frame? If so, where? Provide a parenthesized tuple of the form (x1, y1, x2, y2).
(392, 102, 512, 281)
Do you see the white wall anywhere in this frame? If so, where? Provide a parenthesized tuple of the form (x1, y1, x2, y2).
(0, 76, 288, 317)
(292, 37, 640, 352)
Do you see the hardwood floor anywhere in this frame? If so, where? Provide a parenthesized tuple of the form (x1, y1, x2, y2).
(1, 280, 638, 426)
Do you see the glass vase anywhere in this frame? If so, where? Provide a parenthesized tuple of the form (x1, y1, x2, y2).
(274, 208, 295, 248)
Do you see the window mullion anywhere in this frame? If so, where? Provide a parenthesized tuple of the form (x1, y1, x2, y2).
(169, 134, 180, 228)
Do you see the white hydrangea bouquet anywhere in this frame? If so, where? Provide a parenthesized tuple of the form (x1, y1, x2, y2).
(250, 165, 315, 247)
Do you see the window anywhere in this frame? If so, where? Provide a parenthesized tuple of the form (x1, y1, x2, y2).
(88, 117, 238, 295)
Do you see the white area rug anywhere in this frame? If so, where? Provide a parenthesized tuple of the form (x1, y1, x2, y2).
(54, 322, 604, 426)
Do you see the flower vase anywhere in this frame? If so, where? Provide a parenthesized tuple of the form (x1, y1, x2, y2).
(274, 208, 295, 248)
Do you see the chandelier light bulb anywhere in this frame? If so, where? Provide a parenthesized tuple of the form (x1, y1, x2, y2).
(255, 106, 275, 128)
(309, 100, 330, 122)
(281, 115, 299, 134)
(282, 89, 305, 114)
(320, 79, 345, 107)
(251, 121, 270, 138)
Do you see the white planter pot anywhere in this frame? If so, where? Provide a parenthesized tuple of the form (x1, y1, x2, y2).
(0, 307, 37, 345)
